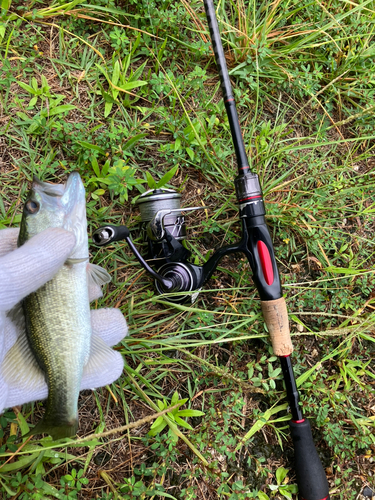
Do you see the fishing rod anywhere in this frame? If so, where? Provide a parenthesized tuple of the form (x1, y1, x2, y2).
(200, 2, 330, 499)
(92, 1, 330, 498)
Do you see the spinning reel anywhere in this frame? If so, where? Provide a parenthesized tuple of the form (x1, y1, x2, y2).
(92, 186, 259, 304)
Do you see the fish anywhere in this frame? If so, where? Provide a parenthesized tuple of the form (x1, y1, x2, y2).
(2, 172, 111, 439)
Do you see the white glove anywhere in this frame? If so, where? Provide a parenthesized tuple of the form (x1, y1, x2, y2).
(0, 227, 127, 412)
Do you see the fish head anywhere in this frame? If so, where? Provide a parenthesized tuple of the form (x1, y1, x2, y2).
(19, 172, 88, 258)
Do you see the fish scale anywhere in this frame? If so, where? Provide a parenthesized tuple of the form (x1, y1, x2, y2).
(11, 172, 111, 439)
(23, 262, 91, 438)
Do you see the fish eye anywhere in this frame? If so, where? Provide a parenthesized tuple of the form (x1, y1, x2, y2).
(25, 200, 40, 214)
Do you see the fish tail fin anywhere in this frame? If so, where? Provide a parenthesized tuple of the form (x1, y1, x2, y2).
(24, 417, 78, 440)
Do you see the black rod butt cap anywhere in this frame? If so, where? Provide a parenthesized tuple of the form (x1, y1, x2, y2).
(289, 419, 330, 500)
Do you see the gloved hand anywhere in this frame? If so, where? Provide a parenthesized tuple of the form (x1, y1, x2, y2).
(0, 227, 127, 413)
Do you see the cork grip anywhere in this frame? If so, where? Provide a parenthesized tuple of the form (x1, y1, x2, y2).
(261, 297, 293, 356)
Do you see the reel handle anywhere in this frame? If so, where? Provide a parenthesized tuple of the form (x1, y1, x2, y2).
(92, 223, 206, 302)
(92, 225, 179, 292)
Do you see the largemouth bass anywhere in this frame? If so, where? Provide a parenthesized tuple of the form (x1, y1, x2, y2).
(5, 173, 110, 439)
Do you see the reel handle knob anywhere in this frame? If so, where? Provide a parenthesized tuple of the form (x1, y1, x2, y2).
(92, 225, 130, 246)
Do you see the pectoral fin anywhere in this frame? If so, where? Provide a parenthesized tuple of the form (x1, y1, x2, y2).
(82, 335, 124, 389)
(87, 263, 111, 287)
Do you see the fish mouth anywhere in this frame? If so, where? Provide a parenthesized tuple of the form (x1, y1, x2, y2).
(32, 177, 65, 197)
(32, 172, 84, 208)
(22, 173, 88, 258)
(32, 172, 86, 237)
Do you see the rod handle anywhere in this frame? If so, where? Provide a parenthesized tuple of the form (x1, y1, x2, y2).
(289, 419, 330, 500)
(261, 297, 293, 356)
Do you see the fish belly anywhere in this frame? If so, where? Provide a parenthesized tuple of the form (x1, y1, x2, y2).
(23, 264, 91, 439)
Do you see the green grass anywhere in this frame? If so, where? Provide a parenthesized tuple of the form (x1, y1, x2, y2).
(0, 0, 374, 499)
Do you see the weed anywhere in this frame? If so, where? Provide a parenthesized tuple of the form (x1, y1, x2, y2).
(95, 43, 148, 116)
(87, 158, 145, 203)
(0, 0, 374, 499)
(149, 391, 204, 443)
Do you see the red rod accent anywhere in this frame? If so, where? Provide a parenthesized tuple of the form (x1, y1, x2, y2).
(239, 195, 262, 202)
(257, 241, 274, 285)
(292, 419, 305, 424)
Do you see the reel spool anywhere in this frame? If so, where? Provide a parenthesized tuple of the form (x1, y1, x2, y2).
(136, 188, 186, 242)
(135, 188, 204, 266)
